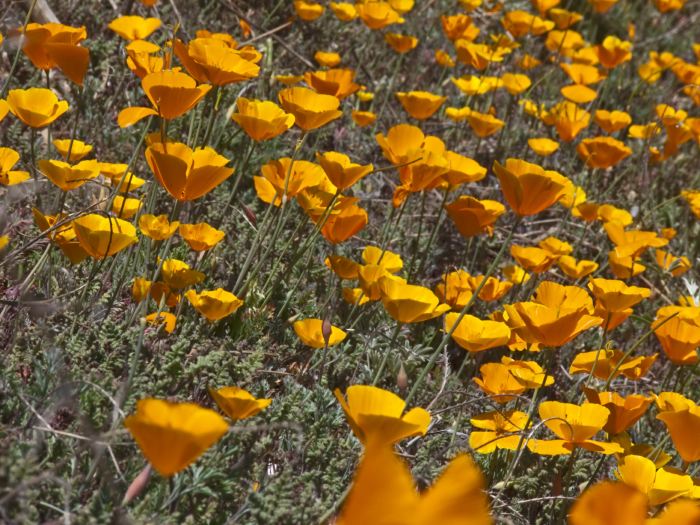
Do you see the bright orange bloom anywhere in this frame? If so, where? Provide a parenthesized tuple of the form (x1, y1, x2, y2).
(185, 288, 244, 321)
(395, 91, 446, 120)
(210, 387, 271, 421)
(446, 196, 505, 238)
(21, 22, 89, 85)
(231, 97, 295, 141)
(72, 214, 138, 259)
(304, 69, 360, 100)
(569, 349, 657, 381)
(109, 15, 161, 40)
(7, 88, 69, 128)
(174, 37, 260, 86)
(583, 389, 653, 435)
(278, 87, 342, 131)
(254, 158, 325, 206)
(493, 159, 569, 216)
(577, 136, 632, 168)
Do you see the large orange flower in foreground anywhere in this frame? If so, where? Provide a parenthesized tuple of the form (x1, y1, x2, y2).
(493, 158, 569, 216)
(124, 398, 228, 477)
(21, 23, 90, 85)
(231, 97, 295, 141)
(7, 88, 69, 128)
(145, 141, 234, 201)
(334, 385, 430, 446)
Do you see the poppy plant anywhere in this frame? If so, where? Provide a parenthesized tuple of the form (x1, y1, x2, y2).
(379, 278, 451, 323)
(577, 136, 632, 169)
(7, 88, 69, 128)
(472, 362, 528, 403)
(278, 87, 342, 131)
(185, 288, 244, 322)
(108, 15, 161, 40)
(395, 91, 446, 120)
(174, 38, 261, 86)
(568, 481, 648, 525)
(37, 159, 100, 191)
(254, 158, 325, 206)
(72, 214, 138, 259)
(493, 159, 570, 216)
(138, 214, 179, 240)
(144, 311, 177, 333)
(160, 258, 205, 289)
(52, 139, 92, 162)
(445, 196, 505, 238)
(304, 69, 360, 100)
(20, 23, 89, 85)
(314, 50, 342, 67)
(337, 445, 492, 525)
(125, 40, 164, 79)
(583, 389, 653, 435)
(316, 151, 373, 190)
(356, 1, 404, 30)
(527, 401, 624, 455)
(145, 141, 234, 201)
(470, 410, 529, 453)
(334, 385, 430, 446)
(178, 222, 225, 251)
(0, 148, 30, 186)
(231, 97, 295, 141)
(209, 386, 272, 422)
(123, 398, 229, 477)
(118, 70, 212, 127)
(293, 318, 347, 348)
(445, 313, 511, 353)
(33, 208, 90, 264)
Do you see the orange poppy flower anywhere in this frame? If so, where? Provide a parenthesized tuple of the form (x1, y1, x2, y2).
(72, 214, 138, 259)
(304, 68, 360, 100)
(185, 288, 244, 322)
(356, 1, 403, 30)
(108, 15, 161, 40)
(656, 393, 700, 463)
(577, 136, 632, 168)
(384, 33, 418, 54)
(231, 97, 295, 141)
(316, 151, 373, 190)
(174, 37, 260, 86)
(583, 389, 653, 435)
(254, 158, 325, 206)
(493, 158, 569, 216)
(446, 313, 511, 353)
(0, 147, 30, 186)
(7, 87, 69, 128)
(445, 196, 505, 238)
(21, 22, 89, 85)
(395, 91, 446, 120)
(210, 387, 271, 422)
(470, 410, 529, 453)
(569, 349, 657, 381)
(178, 222, 225, 251)
(278, 87, 342, 130)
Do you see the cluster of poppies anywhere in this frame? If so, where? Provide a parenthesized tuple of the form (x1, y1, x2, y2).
(1, 0, 700, 521)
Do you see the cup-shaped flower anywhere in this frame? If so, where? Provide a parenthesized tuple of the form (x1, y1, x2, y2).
(577, 136, 632, 169)
(32, 208, 90, 264)
(126, 40, 164, 79)
(338, 445, 491, 525)
(0, 147, 30, 186)
(322, 204, 369, 244)
(653, 315, 700, 365)
(616, 454, 694, 507)
(209, 386, 272, 422)
(395, 91, 446, 120)
(379, 278, 451, 323)
(330, 2, 358, 21)
(118, 70, 211, 127)
(144, 311, 177, 333)
(254, 158, 325, 206)
(304, 69, 360, 100)
(385, 32, 418, 53)
(546, 101, 590, 142)
(334, 385, 430, 446)
(185, 288, 243, 322)
(446, 196, 505, 238)
(7, 88, 69, 128)
(294, 0, 325, 20)
(466, 110, 505, 137)
(123, 398, 228, 477)
(316, 151, 373, 190)
(108, 15, 161, 40)
(375, 123, 425, 166)
(38, 159, 100, 191)
(293, 318, 347, 348)
(588, 278, 651, 312)
(145, 141, 234, 201)
(473, 362, 527, 403)
(570, 349, 657, 381)
(583, 389, 653, 435)
(314, 51, 341, 67)
(527, 137, 559, 157)
(504, 301, 601, 347)
(493, 158, 569, 216)
(356, 1, 404, 29)
(594, 109, 632, 133)
(231, 97, 294, 141)
(160, 258, 205, 289)
(445, 313, 511, 353)
(440, 151, 486, 186)
(510, 245, 557, 273)
(557, 256, 599, 279)
(435, 270, 473, 310)
(72, 214, 137, 259)
(596, 36, 632, 69)
(52, 139, 92, 162)
(174, 38, 260, 86)
(568, 481, 648, 525)
(656, 396, 700, 463)
(528, 401, 623, 455)
(112, 196, 142, 219)
(139, 214, 179, 240)
(21, 23, 89, 85)
(178, 222, 225, 251)
(351, 110, 377, 127)
(278, 87, 342, 131)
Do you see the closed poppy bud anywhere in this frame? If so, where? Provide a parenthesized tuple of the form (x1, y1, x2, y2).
(72, 214, 138, 259)
(145, 141, 234, 201)
(185, 288, 244, 321)
(395, 91, 446, 120)
(384, 33, 418, 54)
(138, 214, 179, 240)
(209, 386, 271, 421)
(278, 87, 342, 131)
(493, 158, 569, 216)
(118, 70, 211, 127)
(293, 318, 347, 348)
(160, 258, 205, 289)
(316, 151, 373, 190)
(294, 0, 325, 21)
(52, 139, 92, 162)
(0, 147, 30, 186)
(7, 87, 69, 128)
(178, 222, 225, 251)
(445, 196, 505, 238)
(334, 385, 430, 446)
(108, 15, 161, 40)
(124, 398, 228, 477)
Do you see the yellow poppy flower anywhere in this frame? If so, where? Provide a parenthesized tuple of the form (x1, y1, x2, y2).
(557, 255, 599, 279)
(568, 481, 648, 525)
(278, 87, 342, 130)
(434, 270, 473, 310)
(144, 311, 176, 333)
(351, 110, 377, 127)
(160, 258, 205, 289)
(379, 278, 451, 323)
(20, 23, 89, 85)
(138, 214, 179, 240)
(445, 196, 505, 238)
(7, 87, 69, 128)
(125, 39, 164, 79)
(108, 15, 161, 40)
(493, 158, 569, 216)
(210, 386, 272, 421)
(316, 151, 373, 190)
(293, 318, 347, 348)
(334, 385, 430, 446)
(384, 33, 418, 54)
(594, 109, 632, 133)
(445, 313, 511, 353)
(466, 110, 505, 137)
(185, 288, 244, 322)
(569, 349, 657, 381)
(231, 97, 295, 141)
(616, 454, 693, 506)
(0, 147, 30, 186)
(473, 362, 527, 403)
(329, 2, 357, 21)
(395, 91, 446, 120)
(314, 50, 342, 67)
(145, 141, 234, 201)
(596, 36, 632, 69)
(124, 398, 228, 477)
(37, 159, 99, 191)
(178, 222, 225, 251)
(72, 214, 138, 259)
(356, 1, 403, 30)
(470, 410, 529, 453)
(52, 138, 92, 162)
(112, 196, 142, 219)
(577, 136, 632, 169)
(584, 390, 653, 435)
(174, 37, 260, 86)
(293, 0, 325, 21)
